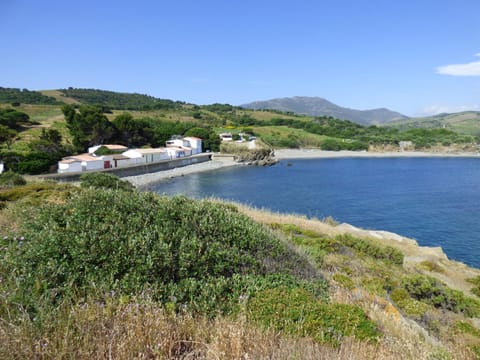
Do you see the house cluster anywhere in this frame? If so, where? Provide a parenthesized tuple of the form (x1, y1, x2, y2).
(58, 136, 202, 174)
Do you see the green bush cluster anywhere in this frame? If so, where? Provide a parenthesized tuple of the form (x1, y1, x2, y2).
(247, 287, 379, 346)
(1, 190, 316, 316)
(0, 170, 26, 189)
(79, 172, 134, 192)
(401, 275, 480, 317)
(280, 224, 403, 265)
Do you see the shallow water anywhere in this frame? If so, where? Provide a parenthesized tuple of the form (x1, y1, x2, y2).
(147, 157, 480, 269)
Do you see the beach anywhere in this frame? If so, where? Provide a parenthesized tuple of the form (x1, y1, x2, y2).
(273, 148, 480, 159)
(123, 156, 240, 188)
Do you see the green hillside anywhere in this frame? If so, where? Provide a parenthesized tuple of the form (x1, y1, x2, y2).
(1, 88, 479, 175)
(0, 178, 479, 358)
(386, 111, 480, 136)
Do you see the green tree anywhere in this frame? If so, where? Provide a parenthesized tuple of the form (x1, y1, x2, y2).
(0, 125, 17, 149)
(62, 104, 116, 151)
(112, 113, 153, 147)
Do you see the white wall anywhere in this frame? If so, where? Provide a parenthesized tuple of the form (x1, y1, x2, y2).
(184, 137, 202, 154)
(58, 161, 82, 173)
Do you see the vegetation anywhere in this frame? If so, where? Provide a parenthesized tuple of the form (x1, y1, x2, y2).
(0, 170, 26, 189)
(247, 287, 379, 346)
(0, 87, 62, 105)
(79, 172, 135, 191)
(59, 87, 184, 111)
(0, 181, 479, 358)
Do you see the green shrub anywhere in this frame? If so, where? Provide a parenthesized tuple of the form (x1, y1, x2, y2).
(336, 234, 404, 265)
(418, 260, 444, 273)
(0, 170, 26, 189)
(455, 321, 480, 338)
(332, 273, 355, 290)
(390, 288, 409, 303)
(467, 276, 480, 297)
(2, 191, 316, 316)
(402, 275, 480, 317)
(80, 172, 134, 191)
(247, 287, 379, 346)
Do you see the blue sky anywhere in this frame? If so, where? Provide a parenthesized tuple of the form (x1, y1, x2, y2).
(1, 0, 479, 116)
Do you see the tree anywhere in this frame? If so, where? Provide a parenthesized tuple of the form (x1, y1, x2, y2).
(112, 112, 153, 147)
(0, 125, 17, 149)
(62, 104, 116, 151)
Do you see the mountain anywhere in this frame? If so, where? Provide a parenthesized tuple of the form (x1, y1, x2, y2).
(241, 96, 408, 125)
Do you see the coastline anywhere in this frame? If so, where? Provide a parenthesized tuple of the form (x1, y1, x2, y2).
(124, 148, 480, 187)
(123, 156, 240, 188)
(274, 148, 480, 159)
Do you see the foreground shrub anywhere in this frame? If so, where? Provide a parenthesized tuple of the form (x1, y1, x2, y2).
(2, 190, 316, 316)
(247, 287, 379, 346)
(0, 170, 26, 189)
(79, 172, 134, 191)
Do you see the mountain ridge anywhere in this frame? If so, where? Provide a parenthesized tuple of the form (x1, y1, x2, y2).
(242, 96, 409, 125)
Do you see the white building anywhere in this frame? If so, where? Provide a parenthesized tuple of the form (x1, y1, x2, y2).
(0, 161, 4, 174)
(165, 147, 188, 158)
(183, 136, 203, 154)
(122, 148, 170, 164)
(58, 153, 114, 173)
(165, 136, 199, 156)
(219, 133, 233, 141)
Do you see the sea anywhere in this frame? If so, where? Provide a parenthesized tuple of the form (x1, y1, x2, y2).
(146, 157, 480, 269)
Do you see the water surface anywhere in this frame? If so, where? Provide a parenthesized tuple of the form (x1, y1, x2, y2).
(146, 157, 480, 268)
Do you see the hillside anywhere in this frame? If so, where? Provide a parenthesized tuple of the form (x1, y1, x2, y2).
(386, 111, 480, 136)
(0, 87, 62, 105)
(0, 178, 480, 358)
(242, 96, 409, 125)
(1, 87, 479, 176)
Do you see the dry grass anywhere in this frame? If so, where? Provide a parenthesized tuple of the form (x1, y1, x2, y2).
(0, 299, 451, 360)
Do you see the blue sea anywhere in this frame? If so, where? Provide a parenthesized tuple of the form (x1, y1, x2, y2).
(146, 157, 480, 269)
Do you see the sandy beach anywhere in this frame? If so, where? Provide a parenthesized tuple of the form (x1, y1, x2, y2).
(273, 148, 480, 159)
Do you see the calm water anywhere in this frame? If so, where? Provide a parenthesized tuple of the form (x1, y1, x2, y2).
(146, 157, 480, 269)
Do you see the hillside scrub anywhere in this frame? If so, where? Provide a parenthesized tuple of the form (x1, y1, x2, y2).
(1, 182, 480, 358)
(1, 189, 320, 317)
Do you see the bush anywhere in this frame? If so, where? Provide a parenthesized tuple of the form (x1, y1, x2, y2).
(0, 170, 26, 189)
(332, 273, 355, 290)
(2, 191, 316, 315)
(80, 172, 134, 191)
(402, 275, 480, 317)
(247, 287, 379, 346)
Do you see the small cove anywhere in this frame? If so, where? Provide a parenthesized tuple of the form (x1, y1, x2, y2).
(145, 157, 480, 269)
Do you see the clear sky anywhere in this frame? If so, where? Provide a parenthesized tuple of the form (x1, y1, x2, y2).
(1, 0, 479, 116)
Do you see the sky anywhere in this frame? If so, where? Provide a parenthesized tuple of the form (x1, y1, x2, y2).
(1, 0, 479, 116)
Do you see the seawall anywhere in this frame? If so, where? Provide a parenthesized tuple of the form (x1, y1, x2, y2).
(39, 153, 212, 182)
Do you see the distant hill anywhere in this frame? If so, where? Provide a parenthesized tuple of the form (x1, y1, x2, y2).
(241, 96, 408, 125)
(0, 87, 62, 105)
(386, 111, 480, 136)
(58, 88, 185, 111)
